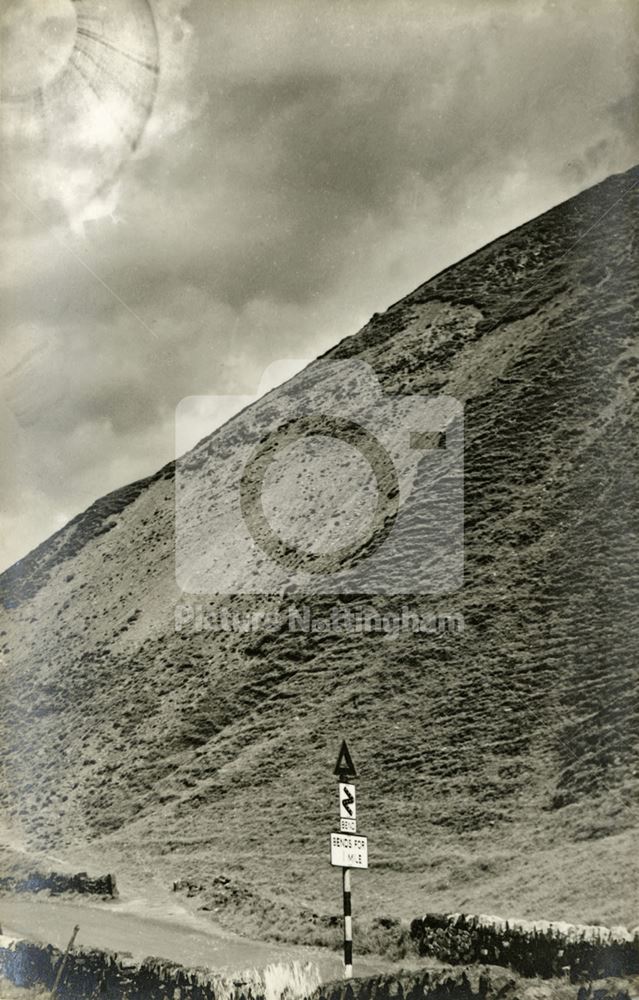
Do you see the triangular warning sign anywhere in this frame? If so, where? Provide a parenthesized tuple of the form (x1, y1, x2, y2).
(333, 739, 357, 778)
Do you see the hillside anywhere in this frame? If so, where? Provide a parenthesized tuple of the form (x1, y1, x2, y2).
(1, 164, 638, 941)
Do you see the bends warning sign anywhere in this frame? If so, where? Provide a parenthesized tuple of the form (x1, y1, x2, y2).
(330, 832, 368, 869)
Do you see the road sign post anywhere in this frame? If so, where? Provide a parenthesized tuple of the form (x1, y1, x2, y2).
(343, 866, 352, 978)
(331, 740, 367, 979)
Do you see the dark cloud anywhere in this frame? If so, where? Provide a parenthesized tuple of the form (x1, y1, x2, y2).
(1, 0, 638, 568)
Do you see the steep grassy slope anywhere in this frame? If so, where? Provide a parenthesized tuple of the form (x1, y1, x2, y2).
(0, 165, 637, 938)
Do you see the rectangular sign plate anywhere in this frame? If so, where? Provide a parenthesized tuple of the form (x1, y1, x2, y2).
(340, 817, 356, 833)
(339, 782, 356, 820)
(330, 833, 368, 869)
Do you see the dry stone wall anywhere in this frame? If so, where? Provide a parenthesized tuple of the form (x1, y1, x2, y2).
(409, 915, 639, 981)
(0, 870, 117, 897)
(0, 938, 263, 1000)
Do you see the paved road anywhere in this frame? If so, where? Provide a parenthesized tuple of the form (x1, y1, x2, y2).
(0, 896, 388, 981)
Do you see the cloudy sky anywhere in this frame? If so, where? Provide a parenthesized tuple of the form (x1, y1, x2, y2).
(1, 0, 638, 570)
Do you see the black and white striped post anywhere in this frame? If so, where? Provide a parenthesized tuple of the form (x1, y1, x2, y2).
(330, 740, 368, 980)
(342, 865, 353, 977)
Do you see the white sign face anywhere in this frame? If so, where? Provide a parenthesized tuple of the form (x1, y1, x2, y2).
(339, 782, 356, 820)
(340, 817, 357, 833)
(330, 833, 368, 869)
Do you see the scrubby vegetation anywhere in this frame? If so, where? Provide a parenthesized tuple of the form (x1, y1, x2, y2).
(0, 164, 637, 939)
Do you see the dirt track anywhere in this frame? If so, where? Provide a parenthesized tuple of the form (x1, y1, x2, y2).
(0, 895, 389, 979)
